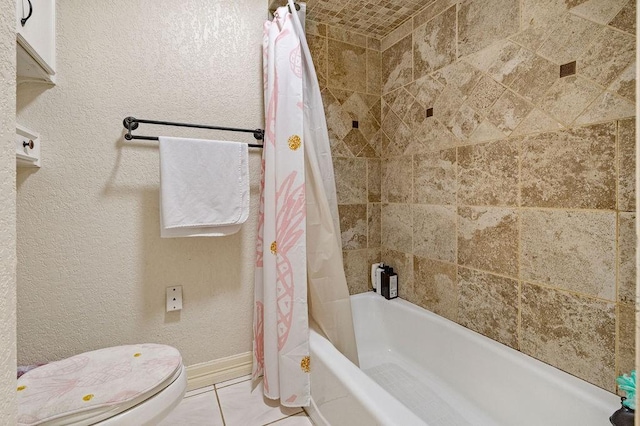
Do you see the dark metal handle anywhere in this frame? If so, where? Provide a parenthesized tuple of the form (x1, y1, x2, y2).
(21, 0, 32, 27)
(23, 140, 34, 150)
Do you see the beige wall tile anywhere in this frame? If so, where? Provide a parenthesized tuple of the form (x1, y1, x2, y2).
(343, 128, 370, 156)
(381, 111, 404, 157)
(457, 139, 519, 206)
(381, 203, 413, 252)
(617, 303, 636, 375)
(382, 156, 413, 203)
(520, 0, 588, 30)
(464, 39, 514, 74)
(383, 110, 415, 155)
(406, 75, 444, 109)
(458, 267, 519, 348)
(306, 20, 327, 37)
(368, 203, 382, 248)
(458, 207, 519, 278)
(578, 27, 635, 87)
(413, 148, 457, 205)
(327, 25, 368, 48)
(448, 104, 483, 140)
(509, 56, 559, 105)
(511, 108, 564, 137)
(610, 63, 635, 103)
(367, 49, 382, 95)
(323, 88, 355, 142)
(509, 16, 558, 52)
(570, 0, 629, 25)
(389, 88, 417, 122)
(486, 91, 534, 136)
(405, 104, 459, 152)
(458, 0, 520, 57)
(609, 1, 636, 34)
(308, 34, 327, 87)
(538, 76, 602, 125)
(574, 91, 635, 125)
(381, 248, 414, 298)
(413, 6, 457, 79)
(468, 120, 505, 143)
(432, 85, 466, 129)
(414, 0, 460, 29)
(521, 283, 615, 391)
(618, 212, 636, 304)
(343, 249, 371, 295)
(465, 76, 506, 117)
(339, 204, 368, 250)
(413, 204, 457, 263)
(382, 35, 413, 94)
(328, 39, 367, 92)
(433, 61, 483, 97)
(485, 42, 537, 86)
(411, 256, 458, 321)
(334, 157, 367, 203)
(618, 118, 636, 211)
(367, 158, 381, 202)
(520, 122, 616, 209)
(520, 209, 616, 300)
(536, 14, 601, 65)
(368, 37, 381, 51)
(381, 19, 413, 52)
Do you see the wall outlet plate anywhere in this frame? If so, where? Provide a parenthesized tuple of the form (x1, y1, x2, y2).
(166, 286, 183, 312)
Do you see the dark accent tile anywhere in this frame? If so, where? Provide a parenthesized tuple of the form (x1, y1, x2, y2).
(426, 107, 434, 118)
(352, 120, 359, 129)
(560, 61, 576, 78)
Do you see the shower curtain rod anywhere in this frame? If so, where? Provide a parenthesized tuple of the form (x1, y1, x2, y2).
(122, 116, 265, 148)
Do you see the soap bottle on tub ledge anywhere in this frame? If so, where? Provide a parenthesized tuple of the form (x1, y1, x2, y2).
(380, 266, 398, 300)
(371, 263, 398, 299)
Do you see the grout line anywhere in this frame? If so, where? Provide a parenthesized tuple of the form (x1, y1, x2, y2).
(387, 201, 619, 214)
(261, 411, 307, 425)
(614, 119, 621, 384)
(517, 135, 523, 352)
(455, 2, 459, 60)
(184, 385, 215, 398)
(213, 386, 227, 426)
(215, 376, 252, 389)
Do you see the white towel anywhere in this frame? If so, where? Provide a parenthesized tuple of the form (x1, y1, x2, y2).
(158, 136, 249, 238)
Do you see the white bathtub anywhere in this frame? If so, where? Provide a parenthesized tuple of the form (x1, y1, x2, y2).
(307, 293, 620, 426)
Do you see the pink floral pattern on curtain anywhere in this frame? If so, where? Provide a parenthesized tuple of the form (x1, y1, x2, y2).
(252, 7, 310, 407)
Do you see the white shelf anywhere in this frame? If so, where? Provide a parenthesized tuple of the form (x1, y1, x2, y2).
(16, 124, 41, 168)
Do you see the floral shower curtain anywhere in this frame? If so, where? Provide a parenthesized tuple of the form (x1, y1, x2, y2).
(253, 0, 358, 407)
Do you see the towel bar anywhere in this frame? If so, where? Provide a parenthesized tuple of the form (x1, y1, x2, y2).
(122, 117, 265, 148)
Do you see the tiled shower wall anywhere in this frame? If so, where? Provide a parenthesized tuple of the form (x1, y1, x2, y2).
(306, 21, 385, 295)
(310, 0, 637, 393)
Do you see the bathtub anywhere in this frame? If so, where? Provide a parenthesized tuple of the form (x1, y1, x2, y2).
(306, 292, 620, 426)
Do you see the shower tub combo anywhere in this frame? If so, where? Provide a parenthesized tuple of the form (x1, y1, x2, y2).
(307, 293, 620, 426)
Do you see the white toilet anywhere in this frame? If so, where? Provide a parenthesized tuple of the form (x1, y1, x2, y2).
(16, 343, 187, 425)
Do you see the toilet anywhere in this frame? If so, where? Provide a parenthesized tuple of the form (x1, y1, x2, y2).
(16, 343, 187, 425)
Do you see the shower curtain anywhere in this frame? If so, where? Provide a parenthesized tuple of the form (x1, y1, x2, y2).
(252, 0, 359, 407)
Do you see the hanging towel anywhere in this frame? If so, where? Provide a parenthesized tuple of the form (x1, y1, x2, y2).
(158, 136, 249, 238)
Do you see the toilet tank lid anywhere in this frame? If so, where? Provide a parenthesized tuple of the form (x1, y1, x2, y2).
(17, 343, 182, 426)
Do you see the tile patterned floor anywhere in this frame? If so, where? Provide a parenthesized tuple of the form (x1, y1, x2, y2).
(159, 375, 314, 426)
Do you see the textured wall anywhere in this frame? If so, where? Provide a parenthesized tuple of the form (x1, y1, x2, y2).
(376, 0, 636, 392)
(0, 0, 16, 421)
(306, 21, 383, 295)
(16, 0, 266, 367)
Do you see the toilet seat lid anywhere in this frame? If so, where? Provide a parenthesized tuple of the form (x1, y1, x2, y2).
(17, 343, 182, 426)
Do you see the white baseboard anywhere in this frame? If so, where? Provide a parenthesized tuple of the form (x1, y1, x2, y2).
(186, 351, 253, 391)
